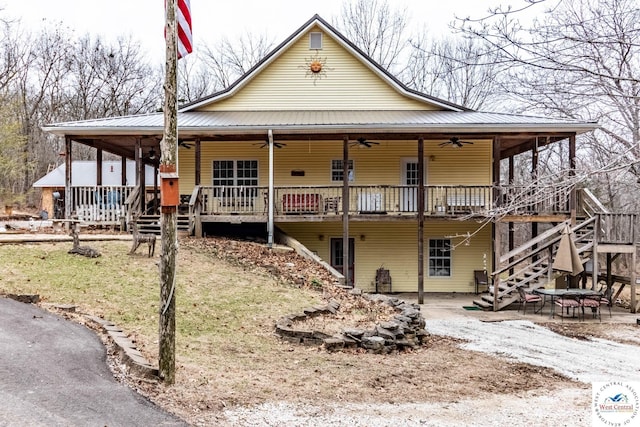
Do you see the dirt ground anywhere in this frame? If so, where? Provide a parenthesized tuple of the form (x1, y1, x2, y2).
(5, 229, 638, 426)
(100, 239, 639, 426)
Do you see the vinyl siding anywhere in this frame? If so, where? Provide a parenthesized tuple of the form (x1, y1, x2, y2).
(177, 139, 492, 188)
(278, 221, 492, 293)
(200, 25, 437, 111)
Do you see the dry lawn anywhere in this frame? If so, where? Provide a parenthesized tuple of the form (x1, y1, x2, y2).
(0, 236, 634, 426)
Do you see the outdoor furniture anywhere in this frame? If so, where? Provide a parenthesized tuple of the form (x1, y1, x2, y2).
(323, 196, 341, 214)
(554, 297, 581, 321)
(375, 268, 392, 293)
(474, 270, 489, 294)
(600, 296, 612, 318)
(534, 288, 603, 320)
(580, 295, 602, 322)
(282, 193, 322, 214)
(518, 286, 542, 315)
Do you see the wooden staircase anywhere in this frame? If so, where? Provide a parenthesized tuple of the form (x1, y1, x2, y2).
(134, 214, 191, 236)
(473, 216, 597, 311)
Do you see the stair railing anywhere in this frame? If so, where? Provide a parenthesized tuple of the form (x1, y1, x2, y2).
(491, 216, 597, 310)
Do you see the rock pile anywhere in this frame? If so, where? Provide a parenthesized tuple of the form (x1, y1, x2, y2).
(275, 292, 428, 353)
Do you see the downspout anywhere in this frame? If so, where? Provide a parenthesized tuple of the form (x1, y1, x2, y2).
(267, 129, 274, 248)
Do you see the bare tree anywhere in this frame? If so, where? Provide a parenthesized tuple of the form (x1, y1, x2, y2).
(455, 0, 640, 211)
(188, 32, 275, 101)
(335, 0, 409, 74)
(405, 33, 505, 110)
(0, 94, 30, 206)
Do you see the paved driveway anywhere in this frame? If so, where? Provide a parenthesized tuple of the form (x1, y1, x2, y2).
(0, 297, 188, 427)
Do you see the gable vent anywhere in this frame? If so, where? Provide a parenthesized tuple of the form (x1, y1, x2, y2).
(310, 32, 323, 50)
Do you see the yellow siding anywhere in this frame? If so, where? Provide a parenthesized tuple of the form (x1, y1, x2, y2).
(177, 139, 492, 188)
(278, 221, 492, 293)
(177, 146, 196, 196)
(200, 26, 437, 111)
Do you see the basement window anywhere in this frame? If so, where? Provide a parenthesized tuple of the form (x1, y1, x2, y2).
(310, 32, 323, 50)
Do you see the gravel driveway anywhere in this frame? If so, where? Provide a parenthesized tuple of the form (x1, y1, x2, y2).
(222, 318, 640, 426)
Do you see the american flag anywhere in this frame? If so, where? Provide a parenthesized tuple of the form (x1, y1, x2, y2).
(176, 0, 192, 58)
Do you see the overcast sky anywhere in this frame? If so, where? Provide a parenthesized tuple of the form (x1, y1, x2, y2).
(1, 0, 518, 62)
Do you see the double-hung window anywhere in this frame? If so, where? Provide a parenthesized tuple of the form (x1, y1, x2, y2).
(429, 238, 451, 277)
(213, 160, 258, 206)
(331, 159, 354, 182)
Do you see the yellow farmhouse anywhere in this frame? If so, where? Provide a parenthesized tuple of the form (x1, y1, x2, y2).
(44, 15, 620, 310)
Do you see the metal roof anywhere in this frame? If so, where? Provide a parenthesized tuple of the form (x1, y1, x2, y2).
(43, 110, 599, 136)
(32, 161, 158, 187)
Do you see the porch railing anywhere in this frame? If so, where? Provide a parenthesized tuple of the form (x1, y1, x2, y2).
(71, 186, 133, 223)
(197, 185, 496, 216)
(66, 183, 581, 221)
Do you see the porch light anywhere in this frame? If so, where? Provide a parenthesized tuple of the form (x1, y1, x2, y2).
(148, 149, 156, 160)
(318, 234, 325, 241)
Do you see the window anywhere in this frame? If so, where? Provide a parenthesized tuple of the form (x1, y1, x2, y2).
(331, 159, 354, 182)
(310, 32, 322, 50)
(213, 160, 259, 201)
(429, 239, 451, 277)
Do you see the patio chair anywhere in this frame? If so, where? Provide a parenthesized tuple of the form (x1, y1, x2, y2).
(517, 286, 542, 315)
(600, 296, 612, 318)
(474, 270, 489, 294)
(554, 296, 580, 321)
(597, 285, 613, 318)
(580, 294, 603, 322)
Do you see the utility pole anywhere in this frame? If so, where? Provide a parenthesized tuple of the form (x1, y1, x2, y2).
(159, 0, 180, 384)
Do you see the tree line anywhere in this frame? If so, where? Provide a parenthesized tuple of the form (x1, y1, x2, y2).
(0, 0, 637, 215)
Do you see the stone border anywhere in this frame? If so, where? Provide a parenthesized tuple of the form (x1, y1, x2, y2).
(84, 314, 158, 379)
(275, 290, 428, 353)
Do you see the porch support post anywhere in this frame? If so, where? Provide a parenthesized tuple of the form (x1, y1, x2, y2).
(591, 214, 599, 293)
(492, 136, 501, 311)
(195, 138, 201, 186)
(96, 149, 103, 186)
(508, 156, 514, 275)
(121, 156, 127, 185)
(569, 134, 577, 225)
(417, 137, 425, 304)
(630, 247, 637, 313)
(267, 130, 274, 248)
(64, 136, 72, 221)
(531, 140, 539, 259)
(135, 137, 143, 213)
(342, 136, 350, 287)
(153, 163, 159, 214)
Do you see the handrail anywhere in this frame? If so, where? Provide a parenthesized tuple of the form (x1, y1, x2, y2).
(499, 221, 569, 264)
(124, 185, 140, 207)
(493, 216, 597, 279)
(580, 188, 609, 215)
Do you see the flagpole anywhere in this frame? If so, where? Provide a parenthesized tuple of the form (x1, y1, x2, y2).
(159, 0, 179, 385)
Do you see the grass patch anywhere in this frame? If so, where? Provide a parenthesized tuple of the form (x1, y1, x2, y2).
(0, 239, 321, 365)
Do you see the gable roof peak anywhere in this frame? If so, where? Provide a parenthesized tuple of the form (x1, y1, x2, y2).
(180, 13, 469, 112)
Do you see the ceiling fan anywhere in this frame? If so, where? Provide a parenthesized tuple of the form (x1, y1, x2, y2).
(179, 141, 194, 149)
(351, 137, 380, 148)
(254, 139, 287, 149)
(439, 137, 474, 148)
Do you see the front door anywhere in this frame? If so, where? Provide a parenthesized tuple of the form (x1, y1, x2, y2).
(330, 238, 355, 286)
(401, 159, 421, 212)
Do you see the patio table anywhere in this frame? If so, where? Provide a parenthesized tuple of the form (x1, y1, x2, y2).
(533, 288, 603, 319)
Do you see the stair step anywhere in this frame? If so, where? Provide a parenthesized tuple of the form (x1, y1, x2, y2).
(472, 299, 492, 310)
